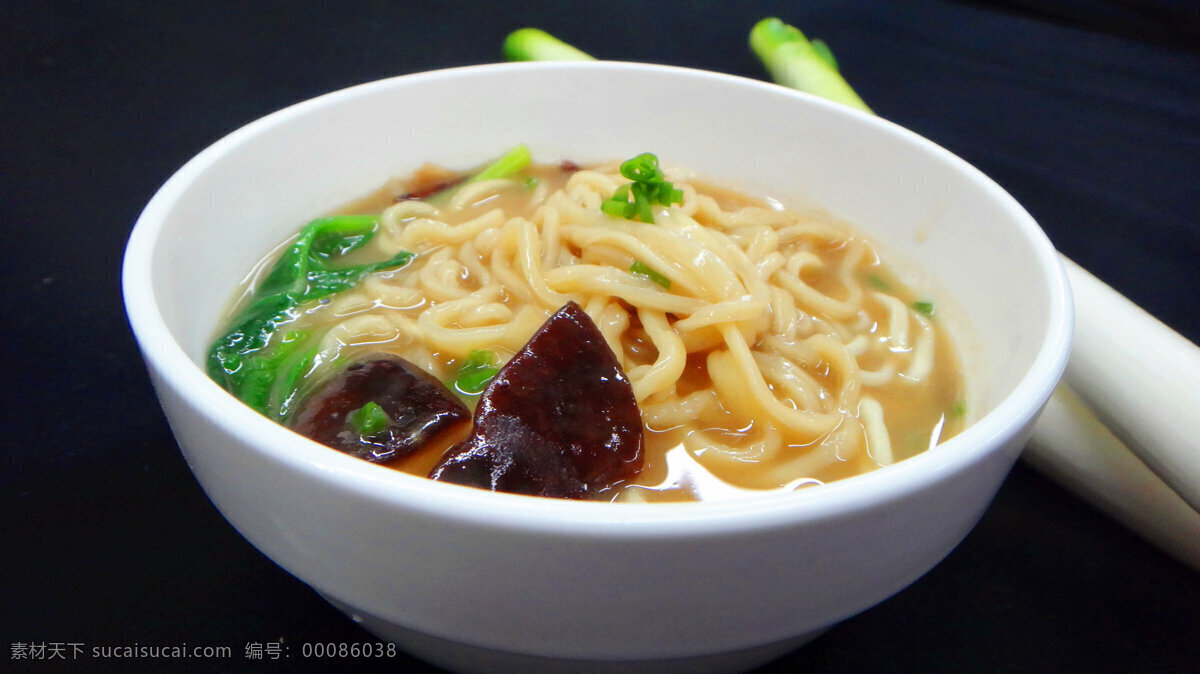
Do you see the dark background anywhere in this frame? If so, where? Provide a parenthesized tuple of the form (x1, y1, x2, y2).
(3, 1, 1198, 671)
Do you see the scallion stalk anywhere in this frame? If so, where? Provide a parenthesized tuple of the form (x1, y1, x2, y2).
(503, 28, 594, 61)
(749, 17, 872, 113)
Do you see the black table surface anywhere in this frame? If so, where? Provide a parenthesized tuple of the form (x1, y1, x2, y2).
(3, 1, 1198, 671)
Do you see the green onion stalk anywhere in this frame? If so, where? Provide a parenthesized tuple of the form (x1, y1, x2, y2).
(501, 20, 872, 113)
(503, 28, 594, 61)
(748, 17, 872, 113)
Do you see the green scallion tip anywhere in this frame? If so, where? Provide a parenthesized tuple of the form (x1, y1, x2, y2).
(347, 401, 389, 437)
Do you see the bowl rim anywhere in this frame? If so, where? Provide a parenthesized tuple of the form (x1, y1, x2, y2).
(123, 60, 1074, 536)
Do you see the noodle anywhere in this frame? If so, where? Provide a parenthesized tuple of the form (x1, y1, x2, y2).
(230, 159, 966, 501)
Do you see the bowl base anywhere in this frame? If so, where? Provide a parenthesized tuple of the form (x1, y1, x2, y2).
(325, 596, 828, 674)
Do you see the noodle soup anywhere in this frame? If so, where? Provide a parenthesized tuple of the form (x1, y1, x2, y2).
(212, 153, 965, 502)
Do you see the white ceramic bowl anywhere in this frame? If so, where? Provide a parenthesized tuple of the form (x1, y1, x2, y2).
(123, 62, 1072, 673)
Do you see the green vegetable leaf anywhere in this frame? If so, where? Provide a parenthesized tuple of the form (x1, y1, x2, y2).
(454, 350, 500, 395)
(258, 215, 380, 298)
(275, 343, 319, 420)
(307, 215, 379, 261)
(426, 144, 533, 204)
(348, 401, 390, 436)
(630, 260, 671, 289)
(468, 144, 532, 183)
(304, 250, 415, 299)
(208, 215, 413, 420)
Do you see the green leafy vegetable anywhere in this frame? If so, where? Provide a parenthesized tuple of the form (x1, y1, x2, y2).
(630, 260, 671, 289)
(275, 344, 319, 420)
(503, 28, 595, 61)
(749, 17, 872, 113)
(427, 144, 533, 204)
(454, 350, 500, 395)
(467, 144, 532, 183)
(600, 153, 683, 224)
(913, 300, 935, 316)
(347, 401, 390, 436)
(208, 215, 414, 419)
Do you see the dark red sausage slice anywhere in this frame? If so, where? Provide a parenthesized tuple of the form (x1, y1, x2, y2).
(290, 356, 469, 464)
(429, 302, 644, 498)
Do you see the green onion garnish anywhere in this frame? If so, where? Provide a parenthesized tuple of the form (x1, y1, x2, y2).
(347, 401, 389, 437)
(913, 301, 935, 316)
(600, 153, 683, 224)
(455, 350, 500, 394)
(601, 185, 634, 219)
(630, 260, 671, 289)
(867, 273, 890, 290)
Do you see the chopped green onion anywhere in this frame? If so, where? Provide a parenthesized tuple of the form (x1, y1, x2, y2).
(600, 153, 683, 224)
(503, 28, 595, 61)
(601, 184, 634, 219)
(347, 401, 389, 436)
(950, 400, 967, 418)
(630, 260, 671, 289)
(523, 176, 540, 189)
(634, 188, 655, 223)
(619, 153, 664, 182)
(913, 301, 935, 316)
(455, 350, 500, 394)
(867, 273, 890, 290)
